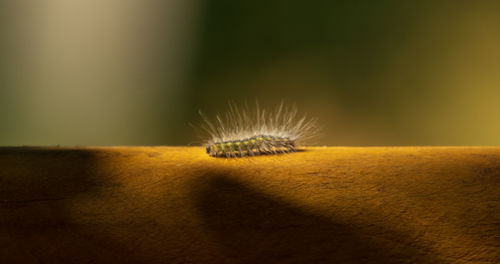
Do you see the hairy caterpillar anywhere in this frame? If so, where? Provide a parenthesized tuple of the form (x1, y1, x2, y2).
(199, 102, 318, 158)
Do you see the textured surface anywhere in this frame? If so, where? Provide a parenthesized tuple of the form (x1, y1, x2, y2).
(0, 147, 499, 263)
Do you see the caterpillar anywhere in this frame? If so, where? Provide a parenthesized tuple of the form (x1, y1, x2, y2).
(199, 102, 318, 158)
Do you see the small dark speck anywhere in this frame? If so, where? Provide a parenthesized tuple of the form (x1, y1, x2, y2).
(147, 152, 161, 158)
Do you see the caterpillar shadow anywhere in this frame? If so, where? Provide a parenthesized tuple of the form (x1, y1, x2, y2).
(192, 173, 441, 263)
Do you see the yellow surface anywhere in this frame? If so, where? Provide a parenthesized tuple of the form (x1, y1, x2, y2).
(0, 147, 499, 263)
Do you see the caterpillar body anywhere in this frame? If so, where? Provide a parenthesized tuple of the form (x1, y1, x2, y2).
(200, 102, 318, 158)
(205, 134, 296, 157)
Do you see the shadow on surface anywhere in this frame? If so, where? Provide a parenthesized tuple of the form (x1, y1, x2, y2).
(192, 172, 441, 264)
(0, 147, 137, 263)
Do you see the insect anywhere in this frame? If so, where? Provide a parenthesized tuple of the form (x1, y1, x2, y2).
(199, 102, 318, 158)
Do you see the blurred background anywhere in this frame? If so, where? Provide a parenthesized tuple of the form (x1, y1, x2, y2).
(1, 0, 499, 146)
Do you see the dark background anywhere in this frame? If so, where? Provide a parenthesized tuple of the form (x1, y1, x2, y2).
(1, 1, 499, 146)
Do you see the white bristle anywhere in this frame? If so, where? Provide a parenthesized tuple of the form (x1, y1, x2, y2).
(199, 101, 319, 158)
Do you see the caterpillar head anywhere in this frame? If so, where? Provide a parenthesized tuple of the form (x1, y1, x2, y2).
(205, 145, 211, 154)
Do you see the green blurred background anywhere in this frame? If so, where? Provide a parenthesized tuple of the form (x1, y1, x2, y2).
(1, 0, 499, 146)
